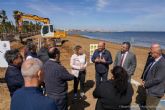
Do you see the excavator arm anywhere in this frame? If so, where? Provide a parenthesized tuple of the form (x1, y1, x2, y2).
(13, 10, 67, 46)
(13, 10, 50, 32)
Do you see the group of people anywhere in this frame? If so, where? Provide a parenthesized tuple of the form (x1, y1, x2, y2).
(92, 41, 136, 110)
(5, 39, 72, 110)
(4, 38, 165, 110)
(92, 42, 165, 110)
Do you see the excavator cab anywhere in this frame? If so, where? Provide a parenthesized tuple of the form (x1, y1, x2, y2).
(41, 24, 54, 37)
(41, 24, 63, 46)
(41, 24, 67, 46)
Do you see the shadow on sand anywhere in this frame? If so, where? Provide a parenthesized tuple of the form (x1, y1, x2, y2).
(68, 80, 95, 110)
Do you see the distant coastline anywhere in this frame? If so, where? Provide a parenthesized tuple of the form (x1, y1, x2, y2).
(69, 34, 165, 52)
(69, 31, 165, 49)
(70, 34, 149, 49)
(68, 30, 165, 33)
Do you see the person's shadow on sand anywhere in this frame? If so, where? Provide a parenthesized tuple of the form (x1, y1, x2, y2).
(68, 80, 95, 110)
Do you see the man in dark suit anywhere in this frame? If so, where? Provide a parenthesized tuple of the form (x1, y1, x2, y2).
(92, 41, 113, 87)
(141, 49, 165, 79)
(43, 47, 74, 110)
(11, 58, 58, 110)
(114, 42, 137, 81)
(142, 44, 165, 110)
(4, 49, 24, 97)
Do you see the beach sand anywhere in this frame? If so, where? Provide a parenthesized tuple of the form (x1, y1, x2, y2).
(0, 34, 164, 110)
(63, 35, 149, 110)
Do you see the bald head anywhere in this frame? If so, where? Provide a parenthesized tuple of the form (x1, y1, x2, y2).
(150, 43, 162, 58)
(98, 41, 105, 51)
(21, 58, 43, 78)
(151, 43, 161, 52)
(48, 47, 60, 59)
(151, 43, 160, 49)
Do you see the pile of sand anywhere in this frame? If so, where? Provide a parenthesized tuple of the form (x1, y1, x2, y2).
(10, 41, 24, 49)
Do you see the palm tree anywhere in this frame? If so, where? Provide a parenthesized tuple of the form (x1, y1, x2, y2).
(0, 10, 7, 23)
(0, 10, 7, 40)
(13, 10, 23, 33)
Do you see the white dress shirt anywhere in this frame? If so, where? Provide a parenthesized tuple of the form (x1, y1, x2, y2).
(121, 51, 128, 67)
(150, 55, 162, 69)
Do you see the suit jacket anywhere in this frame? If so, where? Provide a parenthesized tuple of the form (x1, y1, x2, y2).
(141, 53, 165, 79)
(114, 51, 137, 76)
(144, 57, 165, 97)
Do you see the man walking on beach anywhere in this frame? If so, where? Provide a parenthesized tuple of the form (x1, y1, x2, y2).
(92, 41, 113, 87)
(142, 43, 165, 110)
(114, 42, 137, 81)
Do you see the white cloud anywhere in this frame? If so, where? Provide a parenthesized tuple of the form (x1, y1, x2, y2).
(27, 2, 64, 16)
(96, 0, 109, 11)
(27, 1, 93, 17)
(117, 7, 165, 31)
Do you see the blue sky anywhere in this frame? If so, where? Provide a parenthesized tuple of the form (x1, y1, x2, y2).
(1, 0, 165, 31)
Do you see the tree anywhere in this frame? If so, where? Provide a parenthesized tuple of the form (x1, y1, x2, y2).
(0, 10, 7, 24)
(0, 10, 8, 40)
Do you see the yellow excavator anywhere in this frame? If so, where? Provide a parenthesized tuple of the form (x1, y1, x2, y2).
(13, 10, 67, 45)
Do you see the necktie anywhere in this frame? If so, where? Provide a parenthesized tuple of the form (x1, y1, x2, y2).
(120, 54, 125, 66)
(143, 61, 155, 80)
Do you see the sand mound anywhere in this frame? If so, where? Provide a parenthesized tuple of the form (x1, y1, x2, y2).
(10, 41, 24, 49)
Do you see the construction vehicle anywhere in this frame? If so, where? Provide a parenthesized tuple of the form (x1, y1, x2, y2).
(13, 10, 67, 45)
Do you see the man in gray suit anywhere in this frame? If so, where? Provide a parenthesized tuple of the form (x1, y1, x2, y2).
(142, 44, 165, 110)
(114, 42, 137, 81)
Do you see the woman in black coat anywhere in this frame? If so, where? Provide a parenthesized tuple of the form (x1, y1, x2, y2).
(93, 66, 134, 110)
(5, 49, 24, 97)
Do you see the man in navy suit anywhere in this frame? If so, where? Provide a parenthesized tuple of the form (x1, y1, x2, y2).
(142, 44, 165, 110)
(11, 58, 58, 110)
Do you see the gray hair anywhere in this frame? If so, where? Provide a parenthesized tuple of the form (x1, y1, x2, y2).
(21, 58, 43, 78)
(151, 43, 162, 54)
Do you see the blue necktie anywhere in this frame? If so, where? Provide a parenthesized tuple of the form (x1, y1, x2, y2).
(143, 61, 155, 80)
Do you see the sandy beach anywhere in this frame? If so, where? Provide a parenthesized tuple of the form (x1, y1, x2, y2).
(0, 34, 164, 110)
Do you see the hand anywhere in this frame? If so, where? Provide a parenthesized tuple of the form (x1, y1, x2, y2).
(110, 76, 114, 80)
(80, 64, 86, 70)
(141, 81, 145, 87)
(95, 58, 100, 63)
(80, 65, 85, 70)
(100, 57, 106, 63)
